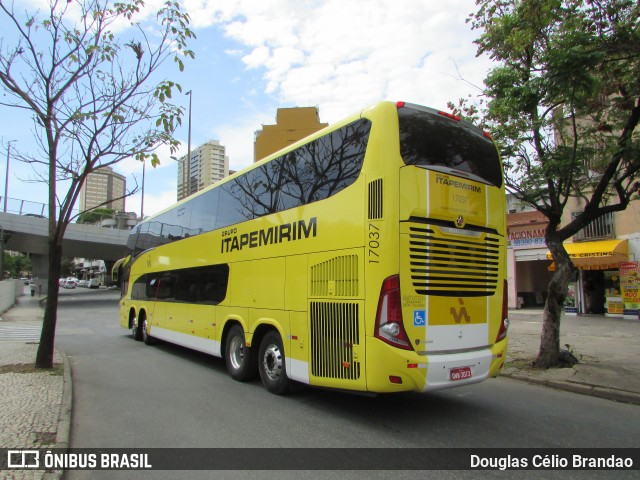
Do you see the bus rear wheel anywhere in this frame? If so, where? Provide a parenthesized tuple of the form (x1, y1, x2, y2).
(131, 315, 143, 341)
(258, 331, 290, 395)
(142, 318, 154, 345)
(225, 325, 256, 381)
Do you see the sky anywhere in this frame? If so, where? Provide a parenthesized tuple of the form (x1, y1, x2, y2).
(0, 0, 494, 219)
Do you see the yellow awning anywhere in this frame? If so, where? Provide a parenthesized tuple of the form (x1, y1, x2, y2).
(547, 239, 628, 270)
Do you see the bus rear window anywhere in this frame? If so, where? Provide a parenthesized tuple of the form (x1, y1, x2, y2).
(398, 106, 503, 187)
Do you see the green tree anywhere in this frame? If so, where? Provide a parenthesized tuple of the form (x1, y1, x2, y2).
(2, 251, 15, 278)
(60, 257, 75, 278)
(456, 0, 640, 368)
(77, 208, 116, 224)
(0, 0, 195, 368)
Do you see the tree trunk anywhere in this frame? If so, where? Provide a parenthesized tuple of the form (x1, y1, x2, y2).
(35, 242, 63, 369)
(535, 235, 575, 368)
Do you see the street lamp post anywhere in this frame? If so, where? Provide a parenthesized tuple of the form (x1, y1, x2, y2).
(186, 90, 192, 196)
(4, 140, 15, 213)
(140, 159, 146, 220)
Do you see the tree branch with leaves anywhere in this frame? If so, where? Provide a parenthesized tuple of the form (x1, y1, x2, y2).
(0, 0, 195, 368)
(453, 0, 640, 367)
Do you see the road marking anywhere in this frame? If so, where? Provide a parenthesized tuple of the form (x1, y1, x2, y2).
(0, 324, 41, 342)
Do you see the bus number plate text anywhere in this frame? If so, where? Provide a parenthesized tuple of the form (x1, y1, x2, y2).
(449, 366, 472, 381)
(368, 223, 380, 264)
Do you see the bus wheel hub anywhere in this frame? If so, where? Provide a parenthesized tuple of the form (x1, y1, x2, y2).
(263, 344, 282, 380)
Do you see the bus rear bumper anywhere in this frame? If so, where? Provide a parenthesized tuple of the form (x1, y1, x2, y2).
(366, 337, 507, 393)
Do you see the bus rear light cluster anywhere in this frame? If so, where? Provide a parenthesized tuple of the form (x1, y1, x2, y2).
(496, 280, 509, 342)
(375, 275, 413, 350)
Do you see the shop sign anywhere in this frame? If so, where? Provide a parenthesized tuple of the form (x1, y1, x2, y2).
(620, 261, 640, 313)
(508, 227, 546, 250)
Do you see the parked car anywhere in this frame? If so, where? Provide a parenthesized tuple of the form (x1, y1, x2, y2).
(77, 280, 89, 288)
(89, 278, 100, 289)
(62, 277, 78, 289)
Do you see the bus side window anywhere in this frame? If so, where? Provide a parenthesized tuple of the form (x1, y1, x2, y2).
(132, 275, 147, 300)
(200, 265, 229, 305)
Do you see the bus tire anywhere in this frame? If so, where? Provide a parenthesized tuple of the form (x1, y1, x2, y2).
(225, 325, 256, 381)
(142, 317, 154, 345)
(258, 330, 290, 395)
(131, 315, 143, 341)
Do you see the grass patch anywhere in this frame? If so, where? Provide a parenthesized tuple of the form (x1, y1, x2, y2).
(505, 358, 535, 370)
(0, 363, 63, 375)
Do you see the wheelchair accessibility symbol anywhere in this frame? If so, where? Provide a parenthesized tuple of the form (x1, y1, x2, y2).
(413, 310, 426, 326)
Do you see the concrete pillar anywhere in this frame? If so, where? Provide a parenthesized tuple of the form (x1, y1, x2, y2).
(507, 248, 518, 309)
(30, 253, 49, 296)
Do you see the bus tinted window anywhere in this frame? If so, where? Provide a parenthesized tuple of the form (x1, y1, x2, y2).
(128, 118, 371, 250)
(133, 264, 229, 305)
(398, 106, 502, 187)
(216, 118, 371, 229)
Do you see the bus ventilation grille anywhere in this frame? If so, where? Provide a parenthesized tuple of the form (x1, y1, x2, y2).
(310, 301, 361, 380)
(310, 255, 359, 297)
(368, 178, 383, 219)
(408, 224, 501, 297)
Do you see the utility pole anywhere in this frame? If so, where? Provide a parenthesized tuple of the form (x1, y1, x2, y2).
(4, 140, 15, 213)
(186, 90, 192, 196)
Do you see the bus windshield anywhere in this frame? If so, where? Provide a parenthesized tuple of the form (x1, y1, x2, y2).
(398, 104, 502, 187)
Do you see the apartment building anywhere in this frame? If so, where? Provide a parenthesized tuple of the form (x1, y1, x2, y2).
(79, 166, 126, 212)
(177, 140, 229, 201)
(254, 106, 328, 162)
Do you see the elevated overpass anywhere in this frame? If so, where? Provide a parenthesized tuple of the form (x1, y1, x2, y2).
(0, 212, 130, 261)
(0, 206, 132, 293)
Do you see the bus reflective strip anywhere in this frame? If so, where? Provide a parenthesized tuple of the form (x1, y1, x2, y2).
(286, 357, 310, 384)
(152, 327, 221, 358)
(407, 363, 427, 369)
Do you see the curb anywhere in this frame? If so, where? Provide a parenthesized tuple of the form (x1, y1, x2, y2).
(43, 346, 72, 480)
(502, 372, 640, 406)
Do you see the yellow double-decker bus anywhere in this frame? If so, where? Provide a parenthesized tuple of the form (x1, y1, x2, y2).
(119, 101, 508, 395)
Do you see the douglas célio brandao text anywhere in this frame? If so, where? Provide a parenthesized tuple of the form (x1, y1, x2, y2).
(470, 453, 634, 470)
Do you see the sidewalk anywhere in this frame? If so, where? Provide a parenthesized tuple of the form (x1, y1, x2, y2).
(0, 293, 70, 480)
(503, 308, 640, 404)
(0, 296, 638, 473)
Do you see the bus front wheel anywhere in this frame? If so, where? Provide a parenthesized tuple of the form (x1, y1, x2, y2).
(225, 325, 256, 381)
(258, 331, 290, 395)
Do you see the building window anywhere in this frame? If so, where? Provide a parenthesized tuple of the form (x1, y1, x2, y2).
(572, 211, 614, 241)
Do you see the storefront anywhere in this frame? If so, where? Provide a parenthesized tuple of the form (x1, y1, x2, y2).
(546, 239, 628, 316)
(507, 211, 554, 309)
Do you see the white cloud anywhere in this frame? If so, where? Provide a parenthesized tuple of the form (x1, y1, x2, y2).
(189, 0, 490, 124)
(130, 186, 179, 218)
(213, 111, 273, 171)
(116, 142, 188, 177)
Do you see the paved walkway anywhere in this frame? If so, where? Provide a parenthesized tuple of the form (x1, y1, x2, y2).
(0, 294, 70, 480)
(504, 309, 640, 404)
(0, 295, 638, 478)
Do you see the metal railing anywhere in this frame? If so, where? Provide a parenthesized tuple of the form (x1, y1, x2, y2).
(572, 211, 615, 241)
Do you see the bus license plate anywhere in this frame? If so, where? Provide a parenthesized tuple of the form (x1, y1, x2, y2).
(450, 366, 472, 381)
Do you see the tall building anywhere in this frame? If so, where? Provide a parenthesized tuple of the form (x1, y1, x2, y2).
(177, 140, 229, 201)
(79, 166, 126, 212)
(254, 107, 328, 162)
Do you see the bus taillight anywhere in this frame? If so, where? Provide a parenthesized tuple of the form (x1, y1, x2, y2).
(437, 111, 461, 122)
(375, 275, 412, 350)
(496, 280, 509, 342)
